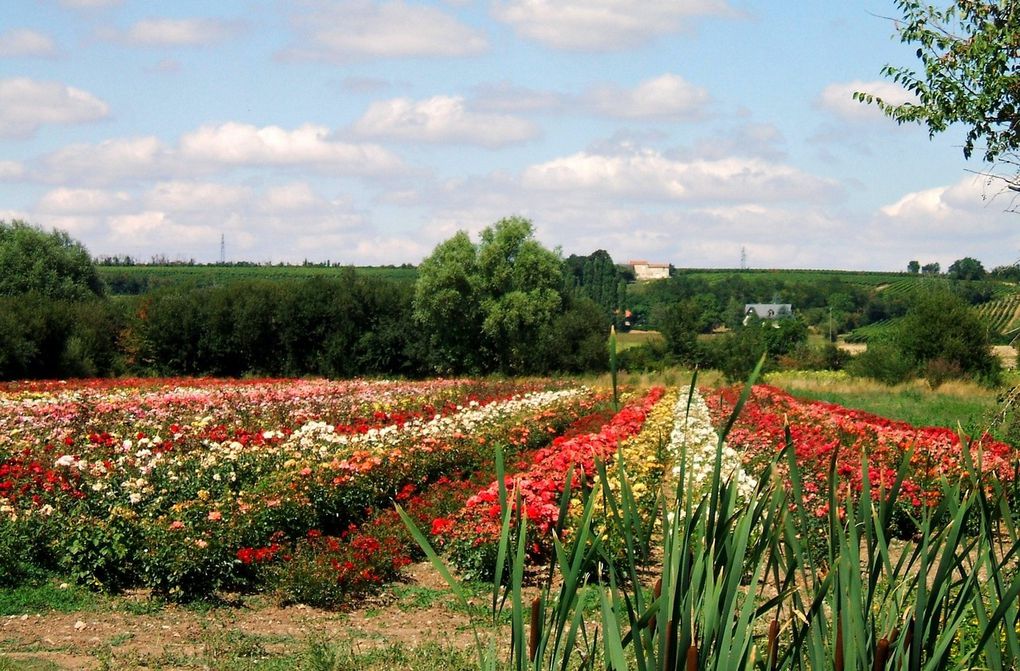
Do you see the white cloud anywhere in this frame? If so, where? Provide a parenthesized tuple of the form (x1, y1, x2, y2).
(879, 175, 1016, 223)
(0, 161, 25, 180)
(353, 95, 539, 147)
(39, 136, 173, 185)
(689, 123, 786, 161)
(113, 18, 241, 47)
(179, 122, 405, 174)
(260, 183, 321, 212)
(58, 0, 122, 8)
(37, 187, 131, 213)
(492, 0, 736, 50)
(470, 81, 566, 113)
(522, 149, 838, 203)
(0, 29, 59, 58)
(144, 181, 251, 212)
(857, 175, 1020, 268)
(585, 73, 710, 120)
(817, 80, 917, 123)
(108, 210, 220, 248)
(284, 1, 487, 61)
(0, 78, 109, 137)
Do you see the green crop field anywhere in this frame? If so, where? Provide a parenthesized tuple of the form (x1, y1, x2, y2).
(976, 292, 1020, 335)
(98, 264, 418, 294)
(673, 268, 914, 288)
(844, 318, 899, 343)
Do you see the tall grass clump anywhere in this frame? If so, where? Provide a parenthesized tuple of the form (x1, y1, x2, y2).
(400, 362, 1020, 669)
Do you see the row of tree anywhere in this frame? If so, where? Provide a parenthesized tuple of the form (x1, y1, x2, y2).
(0, 218, 612, 380)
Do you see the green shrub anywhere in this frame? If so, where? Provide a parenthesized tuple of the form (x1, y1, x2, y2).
(846, 341, 916, 384)
(55, 509, 142, 592)
(0, 518, 52, 587)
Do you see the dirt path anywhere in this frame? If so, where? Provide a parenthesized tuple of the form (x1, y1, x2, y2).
(0, 564, 480, 670)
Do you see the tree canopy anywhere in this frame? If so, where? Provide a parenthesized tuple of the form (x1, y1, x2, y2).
(860, 1, 1020, 185)
(947, 256, 987, 279)
(413, 216, 576, 375)
(0, 220, 104, 300)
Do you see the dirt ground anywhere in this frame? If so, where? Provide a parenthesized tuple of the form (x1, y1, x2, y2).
(0, 563, 479, 670)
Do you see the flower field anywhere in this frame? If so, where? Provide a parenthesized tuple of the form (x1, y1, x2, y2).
(7, 372, 1020, 671)
(0, 377, 617, 600)
(704, 384, 1019, 529)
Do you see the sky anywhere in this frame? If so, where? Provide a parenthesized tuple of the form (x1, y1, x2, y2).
(2, 0, 1018, 270)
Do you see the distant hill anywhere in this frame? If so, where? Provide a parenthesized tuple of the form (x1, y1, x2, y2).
(97, 264, 418, 295)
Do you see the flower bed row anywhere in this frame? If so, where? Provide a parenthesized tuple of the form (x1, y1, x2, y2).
(0, 378, 604, 600)
(703, 384, 1019, 525)
(435, 387, 668, 577)
(667, 388, 756, 505)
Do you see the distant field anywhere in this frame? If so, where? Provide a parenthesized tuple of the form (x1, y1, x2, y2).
(976, 293, 1020, 335)
(98, 264, 418, 294)
(617, 330, 663, 350)
(673, 268, 914, 287)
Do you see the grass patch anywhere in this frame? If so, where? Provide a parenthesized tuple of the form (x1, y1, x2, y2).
(0, 657, 62, 671)
(766, 371, 1000, 432)
(616, 330, 663, 350)
(303, 640, 484, 671)
(0, 581, 99, 616)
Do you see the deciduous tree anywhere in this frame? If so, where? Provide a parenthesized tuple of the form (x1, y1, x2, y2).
(0, 219, 104, 300)
(860, 1, 1020, 190)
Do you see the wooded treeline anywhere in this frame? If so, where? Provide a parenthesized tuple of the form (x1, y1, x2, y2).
(0, 218, 614, 380)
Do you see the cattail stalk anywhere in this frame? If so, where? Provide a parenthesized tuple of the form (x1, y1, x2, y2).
(609, 325, 619, 411)
(767, 618, 780, 671)
(685, 642, 698, 671)
(662, 619, 675, 671)
(529, 596, 541, 662)
(648, 578, 662, 632)
(872, 637, 890, 671)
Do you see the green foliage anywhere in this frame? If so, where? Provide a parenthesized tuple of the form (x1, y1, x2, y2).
(849, 288, 1001, 385)
(861, 0, 1020, 164)
(654, 300, 704, 363)
(137, 274, 423, 378)
(413, 231, 484, 374)
(896, 287, 1000, 382)
(948, 256, 987, 280)
(0, 220, 103, 301)
(414, 217, 590, 375)
(138, 518, 237, 602)
(56, 510, 142, 592)
(538, 297, 610, 373)
(563, 249, 627, 320)
(846, 341, 918, 384)
(0, 295, 127, 381)
(0, 580, 98, 617)
(98, 263, 417, 295)
(0, 518, 54, 587)
(705, 317, 808, 381)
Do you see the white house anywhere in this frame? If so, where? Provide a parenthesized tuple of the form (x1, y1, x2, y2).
(743, 303, 792, 325)
(629, 260, 670, 280)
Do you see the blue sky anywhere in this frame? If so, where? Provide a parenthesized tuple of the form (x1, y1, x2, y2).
(2, 0, 1017, 270)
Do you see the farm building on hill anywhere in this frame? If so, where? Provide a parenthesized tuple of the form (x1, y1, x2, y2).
(744, 303, 792, 324)
(629, 260, 671, 280)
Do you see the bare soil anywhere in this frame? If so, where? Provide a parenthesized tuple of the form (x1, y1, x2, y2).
(0, 563, 478, 670)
